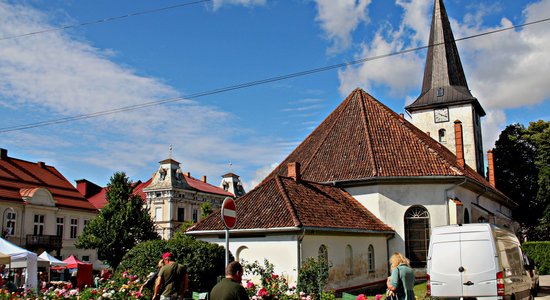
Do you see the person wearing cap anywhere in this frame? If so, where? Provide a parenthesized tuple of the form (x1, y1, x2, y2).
(153, 252, 188, 300)
(210, 261, 248, 300)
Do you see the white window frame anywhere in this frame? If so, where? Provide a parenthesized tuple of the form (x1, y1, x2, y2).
(33, 214, 45, 236)
(56, 217, 64, 238)
(70, 218, 78, 239)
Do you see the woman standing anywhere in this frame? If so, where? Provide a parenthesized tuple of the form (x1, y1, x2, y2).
(386, 252, 415, 300)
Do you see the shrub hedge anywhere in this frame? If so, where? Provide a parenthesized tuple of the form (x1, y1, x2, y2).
(522, 241, 550, 275)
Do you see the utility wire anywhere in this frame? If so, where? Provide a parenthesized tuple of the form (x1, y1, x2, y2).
(1, 16, 549, 133)
(0, 0, 210, 41)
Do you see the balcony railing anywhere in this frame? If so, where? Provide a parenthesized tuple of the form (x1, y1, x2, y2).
(25, 234, 62, 251)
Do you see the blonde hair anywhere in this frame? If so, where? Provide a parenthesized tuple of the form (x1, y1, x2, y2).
(389, 252, 410, 270)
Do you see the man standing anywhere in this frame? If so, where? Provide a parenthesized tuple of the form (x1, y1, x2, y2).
(210, 261, 248, 300)
(154, 252, 188, 300)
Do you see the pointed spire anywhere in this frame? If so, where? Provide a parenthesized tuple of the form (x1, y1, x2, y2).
(406, 0, 485, 116)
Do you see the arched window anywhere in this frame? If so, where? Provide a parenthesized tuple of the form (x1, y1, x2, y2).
(438, 129, 446, 143)
(464, 208, 470, 224)
(405, 206, 430, 268)
(345, 245, 353, 275)
(367, 244, 375, 273)
(236, 246, 248, 263)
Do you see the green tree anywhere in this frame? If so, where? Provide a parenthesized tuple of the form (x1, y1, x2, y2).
(76, 172, 159, 270)
(493, 120, 550, 240)
(118, 232, 227, 293)
(200, 202, 214, 220)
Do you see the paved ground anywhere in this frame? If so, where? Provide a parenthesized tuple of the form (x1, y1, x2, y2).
(536, 275, 550, 300)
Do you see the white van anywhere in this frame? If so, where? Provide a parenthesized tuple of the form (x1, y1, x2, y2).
(427, 223, 532, 300)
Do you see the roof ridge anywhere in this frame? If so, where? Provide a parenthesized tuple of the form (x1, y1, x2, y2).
(357, 90, 379, 176)
(274, 176, 302, 227)
(300, 91, 358, 176)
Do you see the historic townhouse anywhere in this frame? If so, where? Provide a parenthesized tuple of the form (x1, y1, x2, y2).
(0, 148, 98, 262)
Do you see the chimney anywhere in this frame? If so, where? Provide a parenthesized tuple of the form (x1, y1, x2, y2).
(37, 161, 45, 168)
(0, 148, 7, 160)
(186, 172, 191, 177)
(487, 150, 495, 187)
(454, 120, 465, 168)
(201, 175, 207, 183)
(287, 162, 301, 181)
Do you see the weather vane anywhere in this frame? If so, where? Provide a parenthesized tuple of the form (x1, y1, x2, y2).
(169, 144, 173, 158)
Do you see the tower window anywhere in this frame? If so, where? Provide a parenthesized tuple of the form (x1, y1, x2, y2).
(437, 87, 444, 97)
(438, 129, 446, 143)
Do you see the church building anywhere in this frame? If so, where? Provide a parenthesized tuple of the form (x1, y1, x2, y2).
(186, 0, 517, 291)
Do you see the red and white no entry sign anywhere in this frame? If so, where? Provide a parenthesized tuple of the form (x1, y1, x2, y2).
(221, 197, 236, 229)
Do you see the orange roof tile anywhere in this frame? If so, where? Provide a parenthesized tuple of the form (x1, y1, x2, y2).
(264, 89, 507, 200)
(188, 176, 393, 233)
(0, 152, 97, 212)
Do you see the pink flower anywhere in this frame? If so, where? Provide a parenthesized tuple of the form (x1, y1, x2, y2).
(246, 281, 255, 289)
(258, 287, 268, 297)
(271, 274, 279, 279)
(375, 294, 383, 300)
(356, 294, 368, 300)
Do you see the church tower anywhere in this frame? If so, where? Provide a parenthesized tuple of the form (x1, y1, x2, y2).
(405, 0, 485, 175)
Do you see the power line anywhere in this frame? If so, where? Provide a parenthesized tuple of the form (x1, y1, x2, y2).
(0, 0, 210, 41)
(1, 16, 549, 133)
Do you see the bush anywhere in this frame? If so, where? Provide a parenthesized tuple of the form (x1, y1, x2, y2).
(297, 247, 331, 299)
(118, 233, 227, 293)
(522, 241, 550, 274)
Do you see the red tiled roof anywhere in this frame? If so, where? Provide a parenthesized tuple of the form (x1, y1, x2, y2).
(188, 175, 393, 233)
(0, 154, 97, 211)
(264, 89, 507, 199)
(183, 175, 233, 197)
(88, 178, 152, 210)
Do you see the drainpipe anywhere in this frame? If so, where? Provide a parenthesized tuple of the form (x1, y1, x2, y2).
(297, 228, 305, 277)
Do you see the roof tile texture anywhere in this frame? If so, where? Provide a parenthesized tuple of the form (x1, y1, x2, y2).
(189, 176, 392, 232)
(0, 155, 97, 211)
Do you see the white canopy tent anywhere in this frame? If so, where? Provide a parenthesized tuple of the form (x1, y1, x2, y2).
(38, 251, 67, 267)
(0, 237, 37, 290)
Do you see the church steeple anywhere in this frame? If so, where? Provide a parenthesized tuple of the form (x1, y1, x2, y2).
(405, 0, 484, 116)
(405, 0, 486, 176)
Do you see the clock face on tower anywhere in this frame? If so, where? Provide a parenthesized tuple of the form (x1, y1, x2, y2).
(434, 107, 449, 123)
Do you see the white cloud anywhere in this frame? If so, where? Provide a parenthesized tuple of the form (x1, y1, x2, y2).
(337, 0, 430, 96)
(0, 2, 281, 186)
(481, 109, 506, 152)
(212, 0, 266, 10)
(243, 162, 279, 191)
(338, 0, 550, 152)
(455, 0, 550, 110)
(314, 0, 372, 54)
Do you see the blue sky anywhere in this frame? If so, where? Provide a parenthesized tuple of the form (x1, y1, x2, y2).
(1, 0, 549, 191)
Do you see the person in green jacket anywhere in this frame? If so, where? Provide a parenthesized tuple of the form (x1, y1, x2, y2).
(387, 252, 415, 300)
(210, 261, 248, 300)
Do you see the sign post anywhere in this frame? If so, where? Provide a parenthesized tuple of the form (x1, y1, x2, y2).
(221, 197, 236, 267)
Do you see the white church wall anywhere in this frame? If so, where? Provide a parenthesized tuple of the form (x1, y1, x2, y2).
(301, 234, 388, 290)
(345, 184, 450, 255)
(197, 234, 299, 284)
